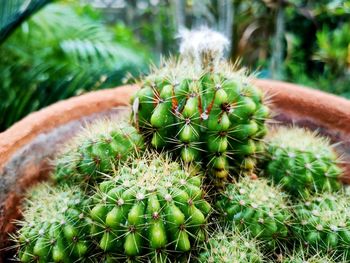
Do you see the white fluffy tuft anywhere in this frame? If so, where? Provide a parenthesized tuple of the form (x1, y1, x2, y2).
(179, 27, 229, 70)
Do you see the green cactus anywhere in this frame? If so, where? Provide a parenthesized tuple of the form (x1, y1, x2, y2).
(293, 191, 350, 255)
(265, 126, 342, 197)
(216, 177, 291, 248)
(280, 247, 344, 263)
(198, 228, 264, 263)
(13, 184, 92, 263)
(89, 154, 211, 261)
(282, 254, 339, 263)
(53, 118, 144, 186)
(131, 29, 269, 184)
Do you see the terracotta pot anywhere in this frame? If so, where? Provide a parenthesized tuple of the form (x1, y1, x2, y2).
(0, 80, 350, 261)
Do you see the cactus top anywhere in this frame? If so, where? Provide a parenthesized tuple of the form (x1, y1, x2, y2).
(295, 192, 350, 234)
(90, 154, 211, 259)
(102, 154, 198, 193)
(198, 229, 263, 263)
(267, 126, 337, 158)
(219, 177, 289, 214)
(18, 184, 87, 224)
(216, 177, 291, 247)
(265, 126, 342, 197)
(53, 118, 144, 186)
(132, 57, 269, 182)
(14, 184, 91, 262)
(282, 251, 338, 263)
(294, 191, 350, 252)
(132, 29, 269, 183)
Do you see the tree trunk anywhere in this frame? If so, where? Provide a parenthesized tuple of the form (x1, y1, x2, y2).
(218, 0, 234, 54)
(270, 0, 285, 79)
(173, 0, 186, 30)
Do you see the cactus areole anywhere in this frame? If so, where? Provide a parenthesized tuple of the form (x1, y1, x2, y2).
(132, 28, 269, 183)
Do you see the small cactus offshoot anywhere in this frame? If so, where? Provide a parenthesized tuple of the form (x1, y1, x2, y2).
(198, 228, 264, 263)
(265, 126, 343, 197)
(53, 118, 144, 186)
(216, 177, 291, 248)
(132, 29, 269, 183)
(13, 184, 92, 262)
(293, 191, 350, 255)
(89, 154, 211, 261)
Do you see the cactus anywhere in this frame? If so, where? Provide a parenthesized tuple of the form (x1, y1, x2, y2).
(13, 184, 92, 263)
(293, 191, 350, 255)
(89, 154, 211, 261)
(280, 248, 343, 263)
(53, 118, 144, 186)
(216, 177, 291, 248)
(265, 126, 342, 197)
(131, 28, 269, 183)
(198, 228, 264, 263)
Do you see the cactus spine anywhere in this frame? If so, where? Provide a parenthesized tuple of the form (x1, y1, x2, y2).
(13, 184, 91, 262)
(198, 228, 264, 263)
(132, 29, 269, 183)
(89, 154, 211, 261)
(293, 192, 350, 255)
(54, 118, 144, 186)
(265, 126, 342, 197)
(280, 247, 343, 263)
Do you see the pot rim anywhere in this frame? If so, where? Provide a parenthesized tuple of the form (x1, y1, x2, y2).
(0, 84, 139, 171)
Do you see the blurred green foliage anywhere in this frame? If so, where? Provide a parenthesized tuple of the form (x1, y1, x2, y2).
(0, 0, 53, 43)
(101, 0, 349, 97)
(0, 2, 150, 131)
(280, 0, 350, 97)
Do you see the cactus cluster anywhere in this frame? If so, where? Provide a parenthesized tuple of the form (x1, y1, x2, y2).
(10, 28, 350, 262)
(265, 126, 342, 197)
(293, 192, 350, 255)
(216, 177, 291, 248)
(14, 184, 92, 263)
(280, 247, 344, 263)
(276, 244, 348, 263)
(198, 228, 264, 263)
(89, 154, 211, 261)
(132, 30, 269, 183)
(54, 119, 144, 186)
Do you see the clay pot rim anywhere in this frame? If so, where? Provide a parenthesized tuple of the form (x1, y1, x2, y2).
(0, 84, 139, 171)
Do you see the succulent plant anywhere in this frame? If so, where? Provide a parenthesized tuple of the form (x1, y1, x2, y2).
(131, 29, 269, 184)
(216, 177, 291, 248)
(293, 191, 350, 255)
(89, 154, 212, 261)
(280, 246, 344, 263)
(53, 118, 144, 186)
(265, 126, 343, 197)
(198, 228, 264, 263)
(281, 254, 339, 263)
(13, 184, 92, 262)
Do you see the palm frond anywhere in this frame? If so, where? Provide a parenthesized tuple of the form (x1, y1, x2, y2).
(0, 0, 53, 44)
(0, 3, 149, 131)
